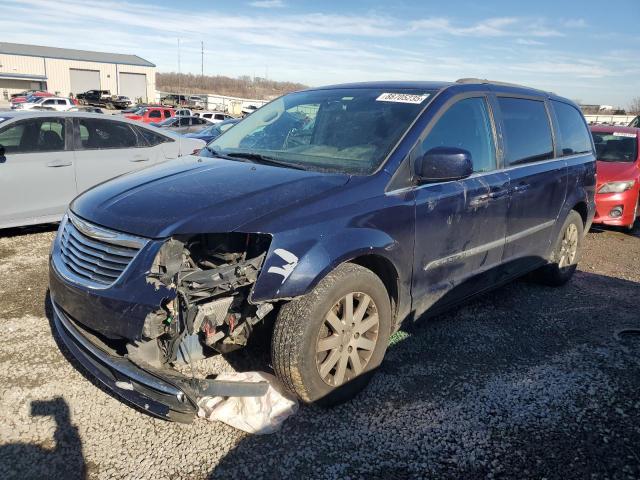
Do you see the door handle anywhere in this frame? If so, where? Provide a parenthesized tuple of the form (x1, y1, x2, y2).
(130, 156, 150, 162)
(488, 189, 509, 199)
(47, 159, 72, 167)
(512, 183, 530, 193)
(469, 194, 490, 208)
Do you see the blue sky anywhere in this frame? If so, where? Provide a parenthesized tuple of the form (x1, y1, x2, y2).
(2, 0, 639, 106)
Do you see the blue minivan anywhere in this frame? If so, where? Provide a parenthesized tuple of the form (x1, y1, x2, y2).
(49, 79, 596, 422)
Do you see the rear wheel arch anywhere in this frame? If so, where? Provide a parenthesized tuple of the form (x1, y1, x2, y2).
(572, 201, 588, 227)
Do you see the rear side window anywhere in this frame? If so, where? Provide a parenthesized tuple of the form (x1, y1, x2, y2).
(149, 110, 161, 119)
(0, 118, 66, 153)
(135, 125, 171, 146)
(552, 101, 592, 156)
(421, 97, 496, 173)
(164, 110, 172, 118)
(498, 97, 554, 165)
(78, 119, 139, 149)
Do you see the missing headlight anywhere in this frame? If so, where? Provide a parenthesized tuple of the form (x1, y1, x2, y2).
(145, 233, 273, 361)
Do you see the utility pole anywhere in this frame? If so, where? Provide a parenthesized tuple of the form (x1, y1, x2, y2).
(201, 41, 204, 88)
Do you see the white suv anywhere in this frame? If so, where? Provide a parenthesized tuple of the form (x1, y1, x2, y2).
(194, 111, 233, 124)
(13, 97, 74, 112)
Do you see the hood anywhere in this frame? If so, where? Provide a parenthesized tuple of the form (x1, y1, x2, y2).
(596, 160, 639, 185)
(70, 157, 350, 238)
(125, 114, 143, 121)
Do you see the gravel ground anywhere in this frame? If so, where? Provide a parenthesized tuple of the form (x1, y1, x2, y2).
(0, 223, 639, 479)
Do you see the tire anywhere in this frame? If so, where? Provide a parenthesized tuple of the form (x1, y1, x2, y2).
(533, 210, 584, 286)
(271, 263, 392, 406)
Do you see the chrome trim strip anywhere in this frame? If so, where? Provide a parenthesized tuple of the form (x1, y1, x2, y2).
(68, 211, 148, 249)
(423, 220, 555, 271)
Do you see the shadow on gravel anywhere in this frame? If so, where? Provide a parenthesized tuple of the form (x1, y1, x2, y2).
(0, 223, 58, 238)
(0, 398, 86, 480)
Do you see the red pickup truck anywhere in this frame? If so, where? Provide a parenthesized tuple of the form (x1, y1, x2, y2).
(125, 106, 175, 124)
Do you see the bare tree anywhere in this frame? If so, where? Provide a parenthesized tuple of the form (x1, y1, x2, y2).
(628, 97, 640, 115)
(156, 72, 306, 99)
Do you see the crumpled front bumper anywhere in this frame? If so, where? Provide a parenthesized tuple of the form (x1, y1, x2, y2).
(52, 301, 269, 423)
(52, 301, 199, 422)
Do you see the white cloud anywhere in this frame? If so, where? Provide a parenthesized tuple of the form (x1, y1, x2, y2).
(0, 0, 634, 104)
(516, 38, 545, 46)
(564, 18, 587, 28)
(249, 0, 284, 7)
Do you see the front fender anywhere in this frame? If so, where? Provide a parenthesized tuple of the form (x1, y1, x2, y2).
(250, 227, 399, 302)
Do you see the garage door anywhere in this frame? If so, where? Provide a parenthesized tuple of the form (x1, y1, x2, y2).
(70, 69, 100, 95)
(119, 73, 147, 102)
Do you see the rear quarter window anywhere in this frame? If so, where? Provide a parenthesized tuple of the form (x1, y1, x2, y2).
(498, 97, 554, 165)
(552, 100, 593, 156)
(135, 125, 171, 146)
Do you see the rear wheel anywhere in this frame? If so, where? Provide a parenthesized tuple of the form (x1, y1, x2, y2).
(533, 210, 584, 286)
(271, 263, 391, 405)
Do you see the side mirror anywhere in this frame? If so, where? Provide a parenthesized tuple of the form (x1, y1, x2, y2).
(415, 147, 473, 183)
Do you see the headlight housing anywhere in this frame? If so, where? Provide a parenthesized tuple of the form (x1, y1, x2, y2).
(598, 180, 635, 194)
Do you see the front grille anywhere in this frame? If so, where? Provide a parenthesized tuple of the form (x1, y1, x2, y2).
(58, 213, 148, 288)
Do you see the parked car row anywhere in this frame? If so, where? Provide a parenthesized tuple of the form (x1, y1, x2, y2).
(10, 90, 53, 105)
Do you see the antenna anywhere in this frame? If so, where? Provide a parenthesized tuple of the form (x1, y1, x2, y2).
(177, 37, 182, 155)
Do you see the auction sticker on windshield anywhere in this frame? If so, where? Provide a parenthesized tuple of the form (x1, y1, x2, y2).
(613, 132, 636, 138)
(376, 93, 430, 104)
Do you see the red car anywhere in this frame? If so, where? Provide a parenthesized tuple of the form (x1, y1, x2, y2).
(590, 125, 640, 230)
(10, 90, 53, 105)
(125, 106, 175, 124)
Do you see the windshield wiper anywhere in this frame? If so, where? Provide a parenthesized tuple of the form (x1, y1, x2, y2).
(225, 152, 308, 170)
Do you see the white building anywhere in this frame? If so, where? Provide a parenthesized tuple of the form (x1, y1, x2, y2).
(0, 42, 156, 102)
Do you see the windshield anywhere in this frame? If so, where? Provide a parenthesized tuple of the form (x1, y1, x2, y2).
(592, 131, 638, 162)
(205, 88, 434, 174)
(32, 97, 46, 104)
(132, 108, 147, 115)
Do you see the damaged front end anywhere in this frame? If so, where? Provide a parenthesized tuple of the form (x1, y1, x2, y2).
(50, 227, 276, 422)
(140, 232, 275, 367)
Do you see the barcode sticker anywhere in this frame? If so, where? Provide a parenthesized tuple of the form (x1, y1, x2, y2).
(613, 132, 636, 138)
(376, 93, 430, 104)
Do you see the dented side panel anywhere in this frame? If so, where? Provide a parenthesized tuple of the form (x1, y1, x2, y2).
(410, 171, 511, 316)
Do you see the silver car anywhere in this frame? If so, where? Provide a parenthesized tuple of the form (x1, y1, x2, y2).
(0, 112, 205, 229)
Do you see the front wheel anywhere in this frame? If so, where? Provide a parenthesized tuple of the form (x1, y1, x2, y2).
(533, 210, 584, 286)
(271, 263, 391, 405)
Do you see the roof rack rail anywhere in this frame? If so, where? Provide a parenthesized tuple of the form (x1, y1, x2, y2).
(455, 78, 530, 88)
(455, 78, 556, 96)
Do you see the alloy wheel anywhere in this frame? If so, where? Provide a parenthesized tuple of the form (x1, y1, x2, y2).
(558, 223, 578, 268)
(315, 292, 380, 387)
